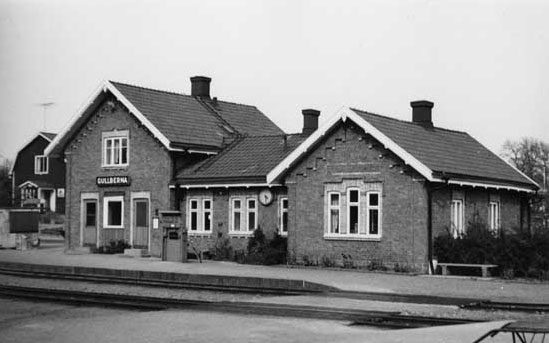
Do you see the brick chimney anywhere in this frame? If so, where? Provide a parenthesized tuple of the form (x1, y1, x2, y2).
(190, 76, 211, 98)
(302, 109, 320, 136)
(411, 100, 434, 127)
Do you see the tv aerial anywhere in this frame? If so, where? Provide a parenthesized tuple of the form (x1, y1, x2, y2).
(34, 102, 55, 131)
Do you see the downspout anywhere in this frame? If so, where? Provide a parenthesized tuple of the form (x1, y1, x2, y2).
(64, 152, 71, 252)
(427, 176, 449, 274)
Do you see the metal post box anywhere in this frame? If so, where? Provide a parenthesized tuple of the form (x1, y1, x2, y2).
(159, 210, 187, 262)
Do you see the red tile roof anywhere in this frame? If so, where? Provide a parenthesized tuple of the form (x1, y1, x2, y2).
(111, 82, 283, 149)
(352, 108, 535, 187)
(175, 134, 306, 184)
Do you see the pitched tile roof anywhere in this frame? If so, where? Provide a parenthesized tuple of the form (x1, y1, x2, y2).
(175, 134, 306, 184)
(111, 82, 283, 149)
(352, 108, 535, 187)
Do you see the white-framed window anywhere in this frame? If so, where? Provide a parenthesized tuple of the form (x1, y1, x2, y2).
(34, 155, 48, 174)
(103, 196, 124, 228)
(279, 197, 288, 235)
(324, 182, 382, 240)
(230, 196, 258, 234)
(489, 201, 500, 233)
(451, 199, 464, 238)
(187, 197, 213, 233)
(102, 131, 129, 167)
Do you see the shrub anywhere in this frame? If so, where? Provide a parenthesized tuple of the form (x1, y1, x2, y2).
(367, 258, 387, 271)
(241, 227, 287, 265)
(434, 221, 549, 279)
(342, 253, 355, 269)
(321, 255, 336, 268)
(213, 232, 233, 261)
(93, 239, 131, 254)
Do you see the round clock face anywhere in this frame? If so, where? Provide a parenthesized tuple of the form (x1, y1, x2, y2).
(259, 189, 274, 206)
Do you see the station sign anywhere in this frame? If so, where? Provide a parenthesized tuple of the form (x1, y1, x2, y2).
(96, 176, 131, 187)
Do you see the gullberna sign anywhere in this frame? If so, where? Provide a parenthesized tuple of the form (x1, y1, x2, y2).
(96, 176, 131, 187)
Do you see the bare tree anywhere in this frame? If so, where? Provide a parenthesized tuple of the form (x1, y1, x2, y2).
(0, 158, 13, 207)
(502, 138, 549, 189)
(502, 138, 549, 232)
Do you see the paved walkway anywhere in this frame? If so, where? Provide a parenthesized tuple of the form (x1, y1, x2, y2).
(1, 242, 548, 304)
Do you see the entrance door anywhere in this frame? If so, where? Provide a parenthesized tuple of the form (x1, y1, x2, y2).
(132, 199, 149, 249)
(83, 200, 97, 246)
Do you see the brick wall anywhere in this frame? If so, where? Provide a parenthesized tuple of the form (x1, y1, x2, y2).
(179, 187, 286, 257)
(284, 122, 430, 271)
(64, 98, 172, 256)
(432, 186, 523, 238)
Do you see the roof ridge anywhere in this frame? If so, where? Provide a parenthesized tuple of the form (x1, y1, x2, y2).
(109, 80, 191, 98)
(351, 107, 469, 135)
(239, 133, 301, 139)
(215, 98, 258, 108)
(194, 97, 239, 134)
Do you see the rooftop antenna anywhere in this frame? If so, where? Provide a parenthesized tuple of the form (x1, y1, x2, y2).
(35, 102, 55, 131)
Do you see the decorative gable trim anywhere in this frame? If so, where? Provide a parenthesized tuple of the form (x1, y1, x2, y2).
(44, 80, 178, 157)
(18, 180, 39, 189)
(267, 107, 436, 184)
(266, 107, 537, 193)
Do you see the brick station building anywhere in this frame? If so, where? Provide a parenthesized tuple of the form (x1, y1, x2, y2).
(45, 77, 282, 255)
(47, 77, 539, 272)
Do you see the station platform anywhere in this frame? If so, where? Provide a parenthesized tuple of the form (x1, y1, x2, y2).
(0, 241, 548, 304)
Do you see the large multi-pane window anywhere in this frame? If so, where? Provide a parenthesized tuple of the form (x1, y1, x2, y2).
(34, 155, 48, 174)
(451, 199, 464, 238)
(489, 201, 500, 233)
(102, 131, 129, 167)
(325, 182, 382, 239)
(187, 197, 212, 233)
(279, 197, 288, 235)
(230, 197, 258, 234)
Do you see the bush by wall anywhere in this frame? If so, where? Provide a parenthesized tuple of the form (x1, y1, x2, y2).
(242, 227, 287, 265)
(434, 222, 549, 279)
(92, 239, 131, 254)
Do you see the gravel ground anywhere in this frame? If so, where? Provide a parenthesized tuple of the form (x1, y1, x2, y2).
(1, 274, 547, 323)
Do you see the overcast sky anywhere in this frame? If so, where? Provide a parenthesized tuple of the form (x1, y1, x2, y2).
(1, 0, 548, 161)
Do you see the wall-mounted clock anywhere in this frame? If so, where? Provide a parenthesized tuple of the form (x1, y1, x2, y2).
(259, 189, 274, 206)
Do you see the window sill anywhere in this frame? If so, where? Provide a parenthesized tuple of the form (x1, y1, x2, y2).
(101, 165, 129, 170)
(188, 231, 212, 237)
(228, 232, 254, 238)
(323, 235, 381, 242)
(104, 226, 124, 229)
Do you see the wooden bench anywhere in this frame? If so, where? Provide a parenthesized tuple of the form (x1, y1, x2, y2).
(438, 263, 498, 278)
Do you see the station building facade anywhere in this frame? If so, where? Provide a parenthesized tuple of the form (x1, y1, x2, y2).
(47, 78, 539, 272)
(45, 77, 283, 255)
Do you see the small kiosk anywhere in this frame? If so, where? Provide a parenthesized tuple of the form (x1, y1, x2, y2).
(159, 210, 187, 262)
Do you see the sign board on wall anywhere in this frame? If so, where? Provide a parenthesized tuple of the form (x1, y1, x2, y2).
(57, 188, 65, 198)
(96, 176, 131, 187)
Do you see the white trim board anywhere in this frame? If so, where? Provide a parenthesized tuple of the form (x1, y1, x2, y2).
(44, 80, 176, 157)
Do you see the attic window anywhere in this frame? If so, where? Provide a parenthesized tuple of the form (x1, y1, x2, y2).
(34, 155, 48, 174)
(102, 130, 129, 167)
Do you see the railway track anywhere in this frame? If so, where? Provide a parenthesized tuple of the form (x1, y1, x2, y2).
(1, 266, 547, 313)
(0, 284, 478, 329)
